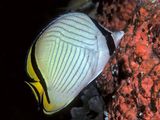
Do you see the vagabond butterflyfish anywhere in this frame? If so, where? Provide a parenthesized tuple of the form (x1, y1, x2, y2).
(25, 12, 124, 115)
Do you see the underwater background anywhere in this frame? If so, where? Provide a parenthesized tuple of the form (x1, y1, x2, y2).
(1, 0, 104, 120)
(1, 0, 160, 120)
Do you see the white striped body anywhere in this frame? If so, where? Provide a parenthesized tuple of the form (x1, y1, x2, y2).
(26, 12, 124, 114)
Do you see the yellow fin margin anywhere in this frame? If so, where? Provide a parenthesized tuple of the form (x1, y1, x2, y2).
(26, 46, 55, 114)
(25, 81, 40, 102)
(25, 81, 54, 113)
(26, 46, 39, 82)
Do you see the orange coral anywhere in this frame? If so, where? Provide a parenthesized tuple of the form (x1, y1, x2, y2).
(96, 0, 137, 31)
(96, 0, 160, 119)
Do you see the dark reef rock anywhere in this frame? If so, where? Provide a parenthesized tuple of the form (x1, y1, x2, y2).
(71, 84, 105, 120)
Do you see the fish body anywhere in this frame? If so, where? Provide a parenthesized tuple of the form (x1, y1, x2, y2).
(25, 12, 124, 115)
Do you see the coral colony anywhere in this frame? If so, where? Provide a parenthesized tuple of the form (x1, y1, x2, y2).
(96, 0, 160, 119)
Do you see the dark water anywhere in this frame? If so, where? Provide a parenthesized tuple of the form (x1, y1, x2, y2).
(1, 0, 70, 119)
(1, 0, 105, 120)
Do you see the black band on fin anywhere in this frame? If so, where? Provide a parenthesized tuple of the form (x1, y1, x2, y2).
(31, 42, 51, 103)
(90, 18, 116, 55)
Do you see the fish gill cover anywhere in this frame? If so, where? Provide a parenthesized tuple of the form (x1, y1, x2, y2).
(96, 0, 160, 119)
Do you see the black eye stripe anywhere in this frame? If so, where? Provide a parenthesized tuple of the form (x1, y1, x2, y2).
(90, 17, 116, 55)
